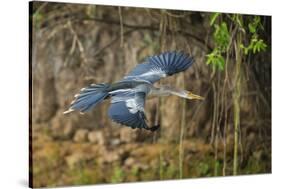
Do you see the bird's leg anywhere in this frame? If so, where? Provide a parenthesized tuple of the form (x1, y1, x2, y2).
(145, 124, 160, 132)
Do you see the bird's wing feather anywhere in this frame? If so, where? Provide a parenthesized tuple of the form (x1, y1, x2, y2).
(108, 92, 149, 129)
(122, 51, 194, 83)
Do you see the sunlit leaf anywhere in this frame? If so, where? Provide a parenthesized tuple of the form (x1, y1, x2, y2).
(248, 23, 256, 33)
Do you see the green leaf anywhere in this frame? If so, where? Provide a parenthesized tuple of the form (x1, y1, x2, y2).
(253, 44, 257, 53)
(217, 54, 225, 70)
(206, 53, 214, 65)
(248, 23, 256, 33)
(255, 39, 267, 53)
(206, 50, 225, 70)
(244, 48, 249, 55)
(213, 22, 230, 51)
(241, 36, 267, 55)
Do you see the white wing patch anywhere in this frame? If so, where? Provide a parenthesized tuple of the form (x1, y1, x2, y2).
(125, 98, 144, 114)
(124, 67, 166, 79)
(109, 89, 133, 95)
(140, 67, 166, 77)
(111, 95, 129, 103)
(110, 89, 136, 104)
(125, 99, 138, 114)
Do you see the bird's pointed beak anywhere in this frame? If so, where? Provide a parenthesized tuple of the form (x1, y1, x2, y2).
(187, 92, 204, 100)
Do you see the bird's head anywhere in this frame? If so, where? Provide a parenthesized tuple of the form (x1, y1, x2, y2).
(185, 90, 204, 100)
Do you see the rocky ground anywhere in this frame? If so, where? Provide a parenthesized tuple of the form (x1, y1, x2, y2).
(31, 123, 270, 187)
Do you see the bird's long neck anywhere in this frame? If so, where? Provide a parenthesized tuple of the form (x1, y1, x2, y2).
(149, 86, 180, 97)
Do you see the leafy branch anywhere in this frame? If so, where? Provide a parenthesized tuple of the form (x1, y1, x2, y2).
(206, 14, 267, 70)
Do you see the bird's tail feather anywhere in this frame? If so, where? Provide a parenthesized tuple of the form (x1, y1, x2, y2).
(64, 83, 109, 114)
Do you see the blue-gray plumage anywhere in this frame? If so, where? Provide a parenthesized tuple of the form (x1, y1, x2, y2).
(122, 51, 194, 83)
(64, 51, 204, 131)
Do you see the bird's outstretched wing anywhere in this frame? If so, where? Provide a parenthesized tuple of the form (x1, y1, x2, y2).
(108, 91, 153, 130)
(122, 51, 194, 84)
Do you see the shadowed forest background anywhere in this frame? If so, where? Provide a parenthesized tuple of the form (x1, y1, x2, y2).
(30, 1, 271, 187)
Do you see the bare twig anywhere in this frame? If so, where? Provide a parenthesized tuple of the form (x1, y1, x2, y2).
(40, 13, 212, 51)
(33, 2, 48, 15)
(164, 10, 185, 18)
(118, 7, 124, 47)
(233, 25, 242, 175)
(210, 83, 217, 145)
(93, 29, 135, 57)
(67, 20, 88, 65)
(74, 17, 212, 51)
(179, 73, 186, 179)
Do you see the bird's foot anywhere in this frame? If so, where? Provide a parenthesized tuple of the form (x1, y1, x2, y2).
(145, 124, 160, 132)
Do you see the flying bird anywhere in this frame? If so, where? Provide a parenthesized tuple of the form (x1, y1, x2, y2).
(64, 51, 204, 131)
